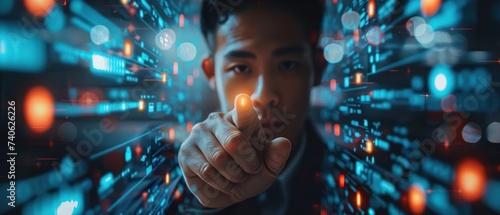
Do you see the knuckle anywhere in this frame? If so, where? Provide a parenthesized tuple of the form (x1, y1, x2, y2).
(191, 123, 207, 135)
(207, 112, 223, 121)
(200, 163, 216, 180)
(225, 131, 246, 150)
(211, 148, 229, 167)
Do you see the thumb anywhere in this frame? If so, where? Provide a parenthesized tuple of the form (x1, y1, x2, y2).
(263, 137, 291, 178)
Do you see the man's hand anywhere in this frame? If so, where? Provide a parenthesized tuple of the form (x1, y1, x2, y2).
(178, 94, 292, 208)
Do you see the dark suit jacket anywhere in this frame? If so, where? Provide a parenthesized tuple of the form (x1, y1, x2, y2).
(170, 119, 327, 215)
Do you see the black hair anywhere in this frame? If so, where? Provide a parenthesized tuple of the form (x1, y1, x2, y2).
(200, 0, 325, 51)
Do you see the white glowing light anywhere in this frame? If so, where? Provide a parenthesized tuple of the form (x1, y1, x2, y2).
(324, 43, 344, 63)
(462, 122, 482, 143)
(434, 74, 447, 91)
(155, 29, 176, 50)
(487, 122, 500, 143)
(341, 11, 360, 30)
(406, 16, 426, 36)
(366, 26, 384, 46)
(90, 25, 109, 45)
(415, 24, 435, 45)
(177, 42, 196, 62)
(57, 200, 78, 215)
(91, 54, 110, 71)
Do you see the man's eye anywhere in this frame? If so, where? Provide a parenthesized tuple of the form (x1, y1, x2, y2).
(279, 61, 300, 70)
(231, 65, 250, 74)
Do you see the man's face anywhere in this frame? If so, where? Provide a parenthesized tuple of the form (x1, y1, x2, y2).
(204, 7, 318, 145)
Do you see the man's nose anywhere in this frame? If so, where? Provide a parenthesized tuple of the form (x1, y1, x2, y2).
(251, 73, 280, 111)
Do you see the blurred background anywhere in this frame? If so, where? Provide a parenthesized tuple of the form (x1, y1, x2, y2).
(1, 0, 500, 214)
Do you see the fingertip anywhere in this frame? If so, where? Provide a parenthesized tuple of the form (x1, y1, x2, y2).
(234, 94, 251, 111)
(272, 137, 292, 159)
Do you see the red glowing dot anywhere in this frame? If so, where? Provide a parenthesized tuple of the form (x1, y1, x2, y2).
(79, 92, 99, 107)
(25, 0, 55, 17)
(334, 124, 341, 136)
(179, 14, 185, 27)
(330, 79, 337, 91)
(408, 184, 426, 214)
(456, 159, 486, 201)
(353, 29, 359, 44)
(187, 75, 193, 86)
(127, 24, 135, 32)
(186, 121, 193, 133)
(134, 145, 142, 156)
(25, 86, 54, 133)
(174, 189, 181, 200)
(169, 128, 175, 140)
(339, 174, 345, 188)
(321, 208, 328, 215)
(173, 62, 178, 75)
(421, 0, 441, 17)
(325, 122, 332, 133)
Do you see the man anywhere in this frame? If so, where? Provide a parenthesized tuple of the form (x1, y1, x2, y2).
(176, 0, 327, 214)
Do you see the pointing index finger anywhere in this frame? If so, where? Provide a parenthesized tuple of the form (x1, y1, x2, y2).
(231, 94, 259, 137)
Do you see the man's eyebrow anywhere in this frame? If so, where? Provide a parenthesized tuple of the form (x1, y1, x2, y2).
(224, 50, 256, 59)
(272, 46, 305, 56)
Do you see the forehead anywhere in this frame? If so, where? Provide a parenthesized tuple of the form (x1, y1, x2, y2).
(214, 7, 308, 52)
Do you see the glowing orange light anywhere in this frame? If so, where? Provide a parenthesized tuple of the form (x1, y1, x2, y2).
(321, 209, 328, 215)
(174, 188, 181, 200)
(355, 72, 363, 84)
(366, 140, 373, 153)
(421, 0, 441, 17)
(339, 174, 345, 188)
(356, 191, 361, 208)
(179, 14, 184, 27)
(138, 100, 144, 111)
(409, 184, 426, 214)
(79, 92, 99, 107)
(353, 29, 359, 44)
(368, 0, 376, 19)
(187, 75, 193, 86)
(173, 62, 178, 75)
(334, 124, 341, 136)
(120, 0, 127, 5)
(186, 121, 193, 133)
(325, 122, 332, 133)
(25, 0, 55, 17)
(456, 159, 486, 201)
(169, 128, 175, 140)
(165, 172, 170, 185)
(124, 40, 133, 57)
(162, 72, 167, 84)
(239, 96, 247, 107)
(135, 145, 142, 156)
(332, 0, 338, 4)
(25, 86, 54, 133)
(330, 79, 337, 91)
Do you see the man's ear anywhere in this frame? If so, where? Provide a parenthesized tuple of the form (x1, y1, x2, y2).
(313, 47, 327, 86)
(202, 56, 216, 90)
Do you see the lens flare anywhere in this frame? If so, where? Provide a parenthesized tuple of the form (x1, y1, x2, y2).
(25, 86, 54, 133)
(408, 184, 426, 214)
(455, 159, 486, 201)
(25, 0, 55, 17)
(421, 0, 441, 17)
